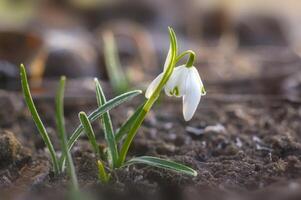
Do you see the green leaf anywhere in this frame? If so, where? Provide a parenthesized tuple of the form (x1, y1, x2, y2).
(78, 112, 100, 158)
(125, 156, 197, 177)
(20, 64, 60, 174)
(55, 76, 78, 190)
(114, 102, 145, 143)
(97, 160, 110, 183)
(103, 31, 129, 94)
(68, 90, 141, 150)
(55, 77, 67, 147)
(59, 90, 142, 169)
(95, 78, 119, 168)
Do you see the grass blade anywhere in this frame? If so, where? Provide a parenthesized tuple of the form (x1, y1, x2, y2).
(125, 156, 197, 177)
(20, 64, 60, 174)
(78, 112, 100, 158)
(95, 78, 119, 168)
(59, 90, 142, 169)
(103, 31, 129, 94)
(55, 76, 78, 190)
(114, 102, 145, 143)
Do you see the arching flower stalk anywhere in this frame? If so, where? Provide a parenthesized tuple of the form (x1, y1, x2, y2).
(146, 62, 206, 121)
(117, 28, 206, 167)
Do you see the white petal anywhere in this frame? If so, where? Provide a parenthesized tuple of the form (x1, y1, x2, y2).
(182, 70, 202, 121)
(145, 73, 163, 99)
(190, 66, 206, 96)
(164, 66, 188, 97)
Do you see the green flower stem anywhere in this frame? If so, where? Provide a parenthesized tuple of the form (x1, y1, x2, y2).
(117, 109, 147, 167)
(114, 102, 145, 143)
(20, 64, 60, 174)
(55, 76, 79, 191)
(175, 50, 196, 68)
(117, 27, 178, 167)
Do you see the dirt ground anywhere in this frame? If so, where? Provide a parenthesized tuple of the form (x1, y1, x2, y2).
(0, 83, 301, 200)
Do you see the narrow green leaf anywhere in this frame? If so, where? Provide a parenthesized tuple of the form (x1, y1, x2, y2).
(55, 76, 79, 190)
(95, 78, 119, 168)
(59, 90, 142, 169)
(79, 112, 100, 158)
(55, 77, 67, 146)
(114, 102, 145, 143)
(20, 64, 60, 174)
(125, 156, 197, 177)
(103, 31, 129, 94)
(97, 160, 110, 183)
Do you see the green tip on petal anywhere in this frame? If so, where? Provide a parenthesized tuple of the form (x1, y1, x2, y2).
(169, 86, 179, 96)
(201, 86, 206, 95)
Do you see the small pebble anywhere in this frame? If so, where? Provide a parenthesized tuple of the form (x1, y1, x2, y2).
(204, 124, 226, 134)
(235, 137, 243, 148)
(201, 141, 207, 148)
(185, 126, 204, 136)
(255, 144, 273, 152)
(252, 136, 262, 143)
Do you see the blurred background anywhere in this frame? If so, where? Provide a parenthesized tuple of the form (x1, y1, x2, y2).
(0, 0, 301, 100)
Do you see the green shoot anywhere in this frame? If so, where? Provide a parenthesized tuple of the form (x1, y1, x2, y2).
(97, 160, 110, 183)
(59, 90, 142, 170)
(55, 76, 79, 192)
(66, 90, 142, 151)
(20, 64, 60, 174)
(94, 78, 119, 168)
(103, 31, 129, 94)
(78, 112, 100, 158)
(79, 111, 110, 183)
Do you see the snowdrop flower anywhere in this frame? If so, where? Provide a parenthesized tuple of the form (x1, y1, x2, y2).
(146, 65, 206, 121)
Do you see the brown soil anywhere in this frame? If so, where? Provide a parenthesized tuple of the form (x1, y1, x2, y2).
(0, 86, 301, 200)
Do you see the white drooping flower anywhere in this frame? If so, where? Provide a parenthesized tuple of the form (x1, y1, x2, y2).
(146, 65, 206, 121)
